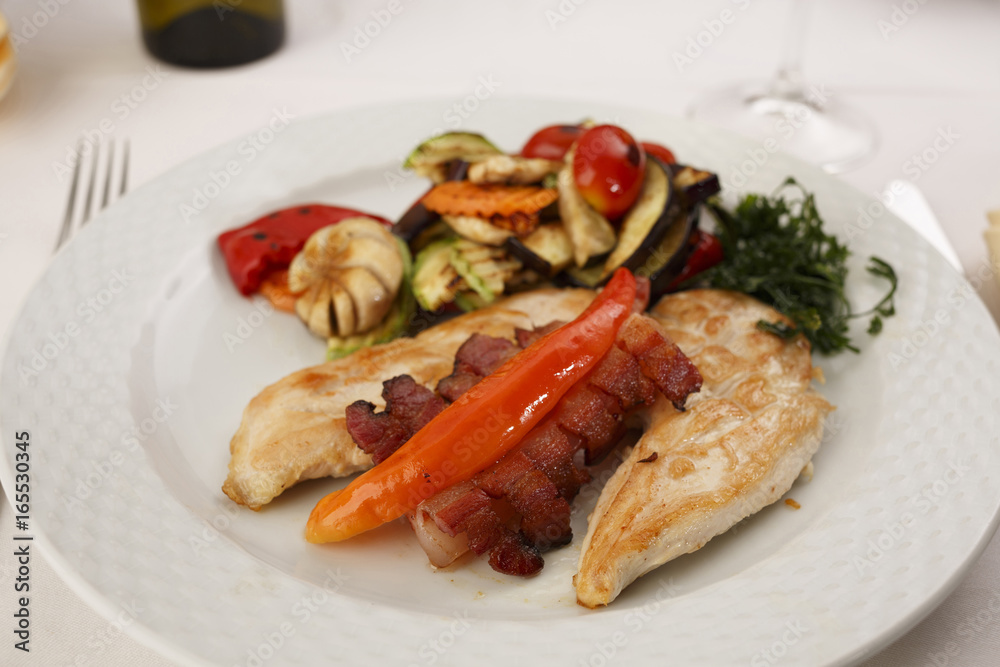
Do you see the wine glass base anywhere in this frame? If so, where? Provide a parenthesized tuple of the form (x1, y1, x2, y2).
(688, 81, 877, 174)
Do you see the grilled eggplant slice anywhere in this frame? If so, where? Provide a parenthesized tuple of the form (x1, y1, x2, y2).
(505, 223, 574, 276)
(645, 207, 700, 296)
(556, 166, 617, 268)
(560, 158, 709, 293)
(672, 165, 721, 206)
(600, 158, 675, 279)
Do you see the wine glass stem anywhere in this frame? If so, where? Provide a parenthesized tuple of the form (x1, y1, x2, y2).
(772, 0, 813, 98)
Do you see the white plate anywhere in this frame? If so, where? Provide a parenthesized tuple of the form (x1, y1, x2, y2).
(3, 99, 1000, 667)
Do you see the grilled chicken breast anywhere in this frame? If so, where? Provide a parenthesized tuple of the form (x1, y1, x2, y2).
(575, 289, 833, 608)
(223, 288, 595, 510)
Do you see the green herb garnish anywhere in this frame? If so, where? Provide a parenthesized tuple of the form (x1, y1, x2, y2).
(700, 178, 898, 355)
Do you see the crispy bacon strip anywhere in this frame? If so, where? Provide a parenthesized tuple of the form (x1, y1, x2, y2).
(343, 284, 702, 578)
(418, 313, 702, 576)
(347, 334, 518, 463)
(616, 314, 702, 409)
(345, 376, 447, 465)
(436, 333, 518, 402)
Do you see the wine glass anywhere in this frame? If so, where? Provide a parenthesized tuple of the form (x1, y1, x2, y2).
(688, 0, 876, 173)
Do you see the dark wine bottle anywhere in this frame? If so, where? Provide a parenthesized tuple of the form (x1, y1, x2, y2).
(137, 0, 285, 68)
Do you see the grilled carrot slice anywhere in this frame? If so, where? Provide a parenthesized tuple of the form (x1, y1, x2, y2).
(257, 269, 297, 313)
(422, 181, 558, 236)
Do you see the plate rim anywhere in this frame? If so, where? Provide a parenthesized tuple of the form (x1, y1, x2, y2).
(2, 95, 1000, 666)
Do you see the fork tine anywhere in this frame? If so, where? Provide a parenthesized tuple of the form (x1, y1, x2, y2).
(81, 142, 100, 226)
(54, 140, 85, 251)
(56, 138, 130, 251)
(100, 138, 115, 210)
(119, 139, 130, 196)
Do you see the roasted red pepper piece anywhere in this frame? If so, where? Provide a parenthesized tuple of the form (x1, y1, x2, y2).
(217, 204, 392, 296)
(305, 268, 639, 543)
(668, 230, 724, 291)
(639, 142, 677, 166)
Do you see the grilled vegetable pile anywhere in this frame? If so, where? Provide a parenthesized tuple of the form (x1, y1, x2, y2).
(218, 120, 895, 362)
(398, 122, 722, 313)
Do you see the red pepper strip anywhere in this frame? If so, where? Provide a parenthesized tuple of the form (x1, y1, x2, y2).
(639, 142, 677, 166)
(667, 230, 724, 292)
(217, 204, 392, 296)
(305, 268, 638, 543)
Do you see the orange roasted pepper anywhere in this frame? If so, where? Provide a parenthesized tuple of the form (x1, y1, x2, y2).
(305, 268, 638, 543)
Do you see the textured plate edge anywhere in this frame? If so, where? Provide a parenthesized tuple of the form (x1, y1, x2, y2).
(0, 96, 998, 666)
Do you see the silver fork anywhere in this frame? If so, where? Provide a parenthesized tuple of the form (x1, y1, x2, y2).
(54, 138, 130, 251)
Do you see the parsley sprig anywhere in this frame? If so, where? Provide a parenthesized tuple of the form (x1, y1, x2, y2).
(700, 178, 898, 355)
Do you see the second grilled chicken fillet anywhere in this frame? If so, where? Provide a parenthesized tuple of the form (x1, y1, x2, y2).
(575, 289, 833, 608)
(223, 288, 595, 510)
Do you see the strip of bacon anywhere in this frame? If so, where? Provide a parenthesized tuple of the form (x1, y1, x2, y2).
(418, 313, 702, 576)
(345, 376, 447, 465)
(436, 333, 518, 402)
(347, 334, 518, 463)
(346, 280, 651, 465)
(616, 314, 702, 409)
(342, 282, 702, 577)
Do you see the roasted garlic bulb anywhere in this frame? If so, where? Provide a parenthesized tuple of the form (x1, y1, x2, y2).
(289, 218, 404, 338)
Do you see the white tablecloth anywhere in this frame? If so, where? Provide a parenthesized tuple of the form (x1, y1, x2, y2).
(1, 1, 998, 664)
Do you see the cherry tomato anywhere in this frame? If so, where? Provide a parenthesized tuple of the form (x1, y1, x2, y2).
(667, 231, 724, 291)
(572, 125, 646, 220)
(640, 142, 677, 165)
(520, 124, 584, 160)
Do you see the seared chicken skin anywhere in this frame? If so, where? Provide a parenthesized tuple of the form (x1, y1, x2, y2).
(223, 289, 594, 510)
(575, 289, 833, 608)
